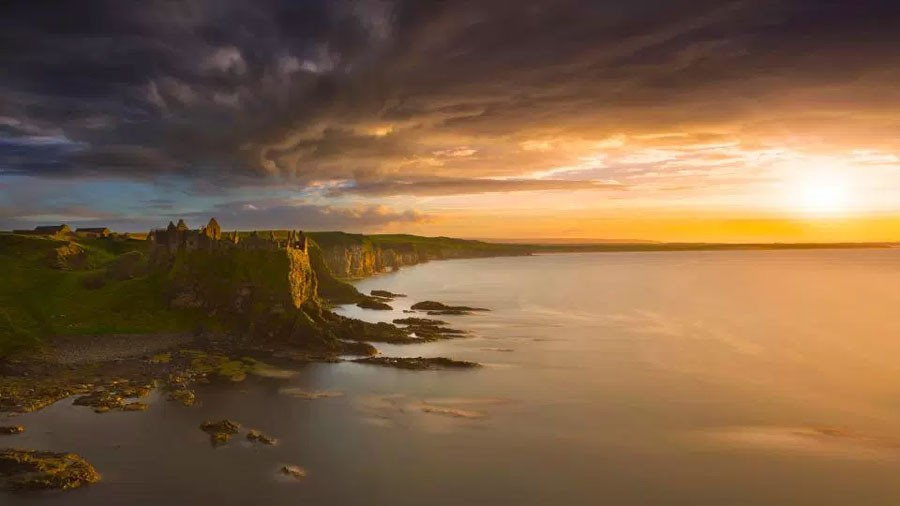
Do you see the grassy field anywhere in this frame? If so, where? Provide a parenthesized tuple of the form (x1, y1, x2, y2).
(0, 234, 192, 356)
(308, 231, 535, 255)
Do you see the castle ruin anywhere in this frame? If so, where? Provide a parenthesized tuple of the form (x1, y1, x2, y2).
(148, 218, 307, 256)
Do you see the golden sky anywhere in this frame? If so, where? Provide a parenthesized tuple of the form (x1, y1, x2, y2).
(1, 1, 898, 241)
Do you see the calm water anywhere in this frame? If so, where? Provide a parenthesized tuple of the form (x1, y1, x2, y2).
(5, 250, 900, 505)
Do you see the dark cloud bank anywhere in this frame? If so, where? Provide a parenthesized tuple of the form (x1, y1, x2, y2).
(1, 0, 899, 228)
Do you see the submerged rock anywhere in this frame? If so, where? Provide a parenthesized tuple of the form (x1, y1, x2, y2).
(411, 300, 489, 313)
(123, 402, 148, 412)
(0, 449, 100, 491)
(200, 419, 242, 446)
(279, 387, 344, 400)
(0, 426, 24, 435)
(246, 430, 277, 445)
(353, 356, 481, 370)
(356, 298, 393, 310)
(280, 465, 306, 480)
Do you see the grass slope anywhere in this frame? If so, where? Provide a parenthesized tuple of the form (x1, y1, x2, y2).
(0, 234, 193, 356)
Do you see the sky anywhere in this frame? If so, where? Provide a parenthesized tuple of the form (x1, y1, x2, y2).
(1, 0, 898, 242)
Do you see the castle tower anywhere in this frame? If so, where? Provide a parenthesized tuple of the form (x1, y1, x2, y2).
(176, 219, 188, 231)
(204, 217, 222, 240)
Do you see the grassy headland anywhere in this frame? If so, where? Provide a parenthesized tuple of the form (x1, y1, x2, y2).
(0, 233, 192, 356)
(0, 229, 892, 357)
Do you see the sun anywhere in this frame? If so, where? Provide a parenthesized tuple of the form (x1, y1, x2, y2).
(782, 167, 855, 216)
(797, 177, 851, 214)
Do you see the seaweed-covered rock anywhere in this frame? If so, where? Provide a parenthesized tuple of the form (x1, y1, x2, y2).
(70, 380, 153, 414)
(73, 391, 125, 412)
(356, 298, 393, 310)
(168, 389, 196, 407)
(0, 449, 100, 491)
(200, 420, 241, 446)
(0, 375, 92, 413)
(246, 430, 277, 445)
(280, 465, 306, 480)
(353, 356, 481, 370)
(0, 426, 24, 435)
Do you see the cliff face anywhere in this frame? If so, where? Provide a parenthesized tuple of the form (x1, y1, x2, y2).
(318, 244, 422, 279)
(309, 233, 533, 279)
(164, 247, 317, 317)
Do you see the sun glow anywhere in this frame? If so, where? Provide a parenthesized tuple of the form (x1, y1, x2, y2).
(783, 166, 855, 216)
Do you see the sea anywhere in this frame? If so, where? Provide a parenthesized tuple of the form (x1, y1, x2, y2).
(5, 249, 900, 505)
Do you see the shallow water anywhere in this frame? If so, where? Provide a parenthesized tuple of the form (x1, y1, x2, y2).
(4, 249, 900, 505)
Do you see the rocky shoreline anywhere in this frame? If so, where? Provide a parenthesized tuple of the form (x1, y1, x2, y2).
(0, 296, 488, 492)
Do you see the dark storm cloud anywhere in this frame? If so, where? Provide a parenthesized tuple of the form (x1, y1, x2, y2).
(331, 177, 623, 197)
(179, 200, 428, 231)
(1, 0, 899, 192)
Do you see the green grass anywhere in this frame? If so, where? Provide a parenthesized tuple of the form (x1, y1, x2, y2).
(308, 231, 534, 255)
(0, 234, 194, 356)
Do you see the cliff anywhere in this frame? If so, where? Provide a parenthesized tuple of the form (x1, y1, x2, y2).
(307, 232, 534, 279)
(164, 247, 317, 316)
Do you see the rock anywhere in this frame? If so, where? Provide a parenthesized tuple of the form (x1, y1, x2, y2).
(392, 317, 467, 340)
(168, 389, 196, 406)
(371, 290, 406, 299)
(392, 317, 447, 325)
(352, 356, 481, 370)
(339, 340, 378, 356)
(73, 390, 125, 412)
(410, 300, 489, 312)
(70, 379, 154, 414)
(246, 430, 277, 445)
(330, 316, 415, 344)
(105, 251, 146, 280)
(0, 375, 94, 414)
(45, 243, 87, 270)
(200, 419, 241, 446)
(123, 402, 148, 411)
(0, 449, 100, 491)
(0, 425, 24, 435)
(280, 465, 306, 480)
(356, 298, 393, 310)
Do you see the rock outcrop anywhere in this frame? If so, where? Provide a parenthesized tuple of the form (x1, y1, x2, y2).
(0, 449, 100, 491)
